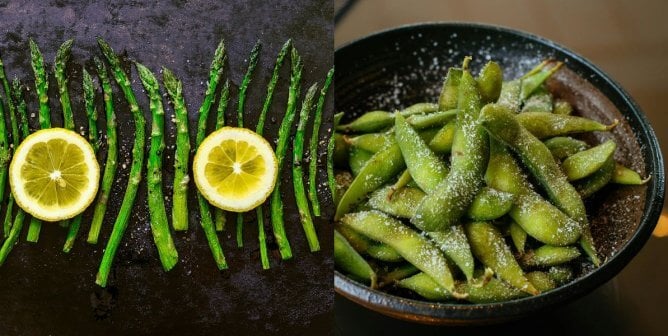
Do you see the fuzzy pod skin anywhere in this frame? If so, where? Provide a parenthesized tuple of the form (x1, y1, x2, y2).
(466, 187, 515, 221)
(520, 245, 581, 267)
(438, 67, 462, 111)
(476, 61, 503, 104)
(544, 136, 589, 161)
(368, 185, 425, 219)
(427, 225, 475, 281)
(611, 163, 650, 185)
(336, 225, 403, 263)
(516, 112, 615, 139)
(335, 230, 377, 287)
(561, 139, 616, 181)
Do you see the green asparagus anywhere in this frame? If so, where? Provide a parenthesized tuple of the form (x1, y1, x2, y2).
(213, 81, 230, 232)
(54, 39, 74, 130)
(308, 68, 334, 217)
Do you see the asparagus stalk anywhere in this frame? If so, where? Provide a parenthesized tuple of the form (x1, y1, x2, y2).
(62, 68, 98, 253)
(87, 57, 118, 244)
(26, 38, 51, 243)
(162, 67, 191, 232)
(193, 40, 228, 269)
(308, 68, 334, 217)
(0, 79, 30, 265)
(195, 84, 228, 271)
(252, 40, 291, 269)
(95, 38, 146, 287)
(0, 56, 17, 238)
(54, 39, 75, 130)
(193, 39, 227, 232)
(0, 98, 9, 229)
(136, 62, 179, 271)
(235, 40, 262, 248)
(293, 84, 319, 251)
(270, 46, 303, 260)
(213, 81, 230, 232)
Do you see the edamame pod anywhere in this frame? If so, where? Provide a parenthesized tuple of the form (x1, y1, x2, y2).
(553, 99, 573, 115)
(345, 133, 393, 153)
(348, 147, 374, 176)
(406, 109, 458, 130)
(336, 143, 405, 220)
(480, 104, 588, 225)
(413, 58, 489, 231)
(438, 67, 462, 111)
(509, 221, 527, 254)
(612, 163, 650, 185)
(398, 102, 440, 116)
(574, 156, 616, 198)
(497, 79, 522, 112)
(337, 225, 403, 262)
(520, 245, 581, 267)
(465, 221, 538, 295)
(485, 140, 582, 246)
(562, 139, 616, 181)
(368, 185, 425, 219)
(427, 225, 475, 281)
(335, 230, 377, 287)
(388, 169, 413, 199)
(396, 114, 449, 192)
(516, 112, 616, 139)
(544, 136, 589, 160)
(476, 61, 503, 103)
(341, 210, 455, 291)
(521, 88, 553, 113)
(466, 187, 515, 221)
(520, 60, 562, 101)
(379, 264, 420, 286)
(428, 121, 457, 154)
(547, 266, 574, 285)
(337, 110, 394, 133)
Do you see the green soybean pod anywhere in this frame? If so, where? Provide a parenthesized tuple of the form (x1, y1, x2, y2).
(544, 136, 589, 160)
(406, 109, 458, 130)
(428, 121, 457, 154)
(509, 221, 528, 254)
(465, 221, 538, 295)
(466, 187, 515, 221)
(520, 60, 562, 101)
(348, 147, 374, 176)
(380, 264, 421, 286)
(335, 143, 405, 220)
(395, 113, 449, 193)
(574, 156, 616, 198)
(612, 163, 650, 185)
(521, 245, 581, 267)
(485, 140, 582, 246)
(337, 225, 403, 262)
(398, 272, 453, 301)
(345, 133, 393, 153)
(553, 99, 573, 115)
(427, 225, 475, 281)
(516, 112, 616, 139)
(547, 266, 574, 285)
(476, 61, 503, 104)
(335, 230, 377, 287)
(525, 272, 556, 292)
(438, 67, 463, 111)
(341, 210, 455, 291)
(521, 88, 553, 113)
(413, 58, 489, 232)
(562, 139, 616, 181)
(497, 79, 522, 113)
(398, 102, 440, 117)
(368, 185, 425, 219)
(337, 110, 394, 133)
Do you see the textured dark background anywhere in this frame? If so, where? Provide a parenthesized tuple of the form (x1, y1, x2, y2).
(0, 0, 333, 335)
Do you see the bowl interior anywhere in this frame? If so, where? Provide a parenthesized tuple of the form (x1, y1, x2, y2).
(334, 22, 664, 324)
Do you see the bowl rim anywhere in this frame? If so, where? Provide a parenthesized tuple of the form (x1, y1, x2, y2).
(334, 21, 665, 323)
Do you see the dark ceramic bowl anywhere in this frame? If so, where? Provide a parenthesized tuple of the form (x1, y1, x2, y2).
(334, 22, 665, 325)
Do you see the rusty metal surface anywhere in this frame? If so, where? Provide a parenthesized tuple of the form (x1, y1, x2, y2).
(0, 1, 334, 334)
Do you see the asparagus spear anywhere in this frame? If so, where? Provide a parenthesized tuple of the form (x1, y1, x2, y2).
(0, 79, 30, 265)
(213, 81, 230, 232)
(0, 57, 20, 238)
(293, 83, 319, 251)
(0, 98, 9, 230)
(193, 41, 228, 270)
(62, 68, 98, 253)
(193, 40, 227, 232)
(308, 68, 334, 217)
(235, 40, 262, 248)
(87, 57, 118, 244)
(95, 38, 146, 287)
(270, 46, 303, 260)
(26, 38, 52, 243)
(162, 67, 191, 232)
(251, 40, 291, 269)
(54, 39, 75, 130)
(136, 62, 179, 271)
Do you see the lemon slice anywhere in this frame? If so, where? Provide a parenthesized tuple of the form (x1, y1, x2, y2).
(193, 127, 278, 212)
(9, 128, 100, 222)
